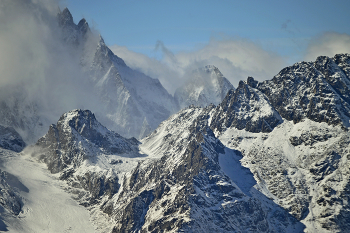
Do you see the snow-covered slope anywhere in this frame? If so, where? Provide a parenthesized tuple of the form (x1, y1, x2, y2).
(95, 54, 350, 232)
(2, 2, 350, 231)
(19, 107, 300, 232)
(31, 109, 147, 232)
(100, 107, 302, 232)
(7, 54, 348, 233)
(58, 8, 178, 139)
(218, 119, 350, 232)
(174, 65, 234, 109)
(0, 148, 96, 233)
(88, 35, 178, 138)
(5, 54, 350, 231)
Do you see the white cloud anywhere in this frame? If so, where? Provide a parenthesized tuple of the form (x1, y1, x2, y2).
(111, 37, 287, 94)
(304, 32, 350, 61)
(0, 0, 101, 130)
(110, 44, 181, 94)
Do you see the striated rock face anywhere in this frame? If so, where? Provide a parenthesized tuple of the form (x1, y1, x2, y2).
(0, 170, 23, 215)
(0, 125, 25, 152)
(174, 65, 234, 109)
(210, 77, 282, 133)
(257, 54, 350, 127)
(35, 109, 140, 204)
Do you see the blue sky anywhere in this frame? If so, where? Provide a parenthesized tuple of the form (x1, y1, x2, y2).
(62, 0, 350, 91)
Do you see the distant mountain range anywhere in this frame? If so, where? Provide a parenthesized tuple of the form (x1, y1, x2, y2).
(0, 8, 233, 143)
(0, 4, 350, 233)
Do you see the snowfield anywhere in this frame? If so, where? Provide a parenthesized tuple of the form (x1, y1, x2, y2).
(0, 149, 96, 233)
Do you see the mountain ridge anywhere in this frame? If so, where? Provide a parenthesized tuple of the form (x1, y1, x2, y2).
(1, 2, 350, 232)
(1, 51, 350, 231)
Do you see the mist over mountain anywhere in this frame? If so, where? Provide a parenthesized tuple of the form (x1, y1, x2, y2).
(0, 0, 234, 143)
(175, 65, 234, 109)
(0, 0, 100, 142)
(1, 1, 350, 233)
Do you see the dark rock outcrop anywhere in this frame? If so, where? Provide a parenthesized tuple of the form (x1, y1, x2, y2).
(0, 125, 25, 152)
(210, 78, 283, 133)
(257, 54, 350, 127)
(36, 109, 139, 173)
(0, 170, 23, 215)
(35, 109, 139, 203)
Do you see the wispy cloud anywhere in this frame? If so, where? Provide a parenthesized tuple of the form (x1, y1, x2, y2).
(304, 32, 350, 61)
(111, 44, 182, 94)
(112, 31, 350, 95)
(111, 37, 287, 94)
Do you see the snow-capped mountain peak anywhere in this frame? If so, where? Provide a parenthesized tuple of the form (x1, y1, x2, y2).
(35, 109, 140, 174)
(174, 65, 234, 108)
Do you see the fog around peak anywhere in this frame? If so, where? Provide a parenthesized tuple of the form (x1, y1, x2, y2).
(0, 0, 103, 141)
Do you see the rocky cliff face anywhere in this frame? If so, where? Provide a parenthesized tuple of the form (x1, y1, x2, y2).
(0, 169, 23, 216)
(210, 54, 350, 232)
(257, 54, 350, 127)
(0, 125, 25, 152)
(34, 109, 141, 205)
(210, 77, 283, 133)
(100, 107, 301, 232)
(218, 118, 350, 232)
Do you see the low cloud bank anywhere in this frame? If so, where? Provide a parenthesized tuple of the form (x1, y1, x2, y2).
(112, 38, 287, 94)
(112, 32, 350, 94)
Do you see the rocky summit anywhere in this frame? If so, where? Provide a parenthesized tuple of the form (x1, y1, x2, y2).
(257, 54, 350, 127)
